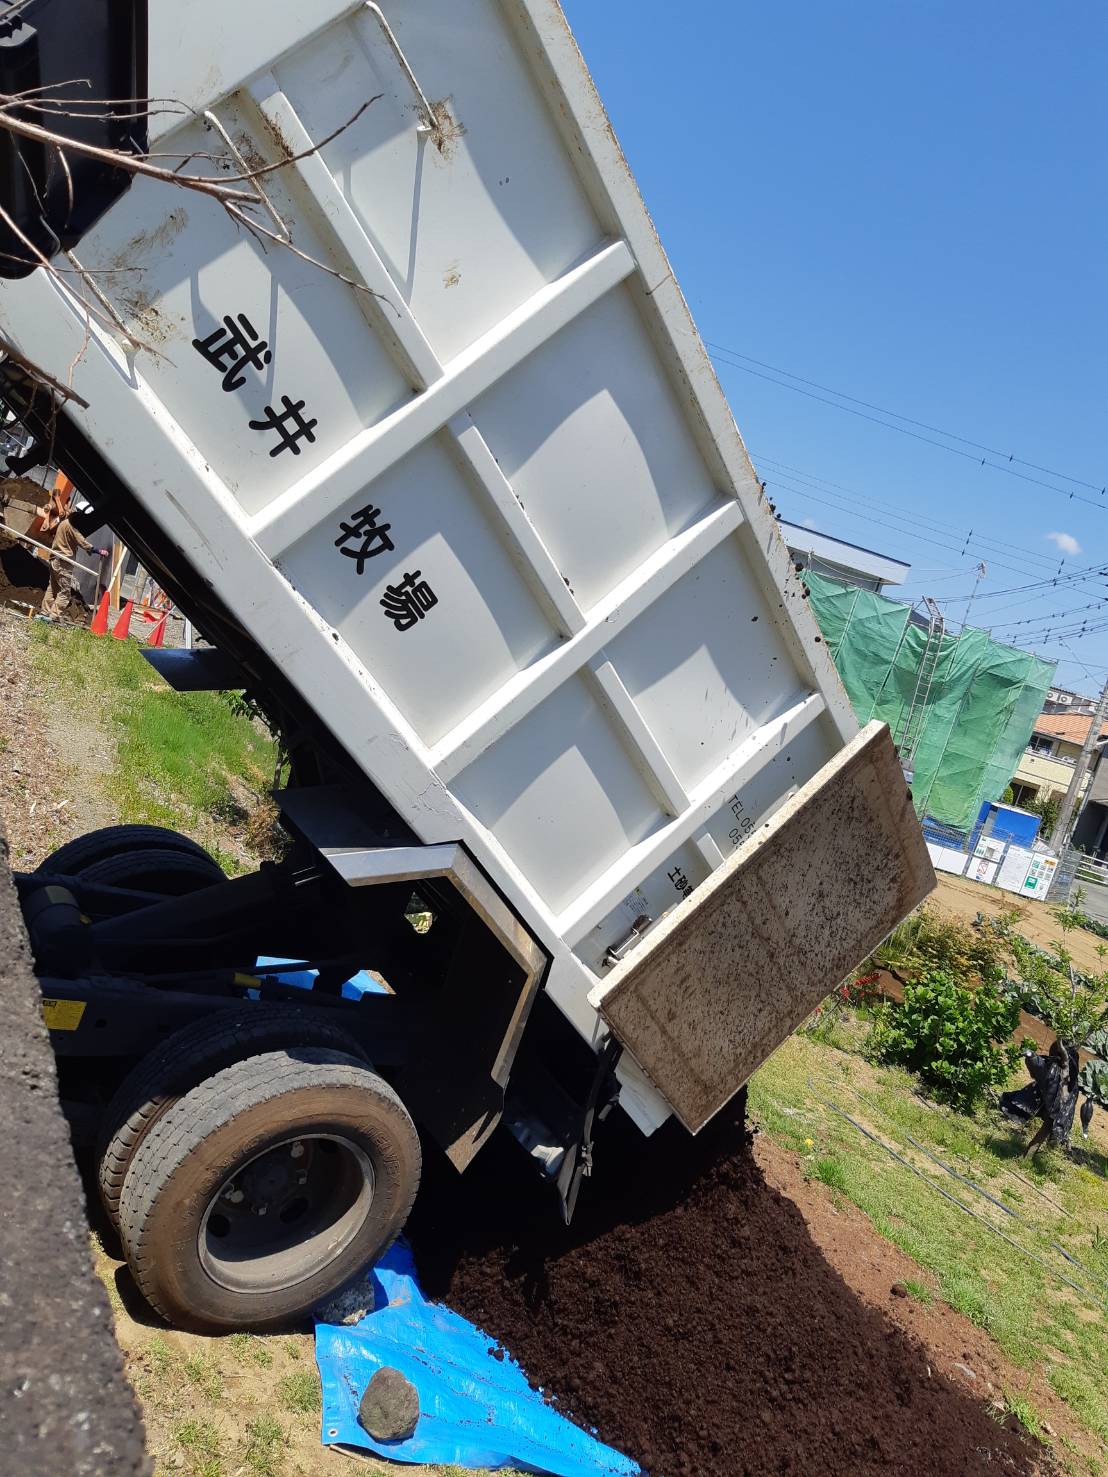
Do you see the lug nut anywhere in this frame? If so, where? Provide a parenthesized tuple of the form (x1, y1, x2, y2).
(290, 1141, 305, 1159)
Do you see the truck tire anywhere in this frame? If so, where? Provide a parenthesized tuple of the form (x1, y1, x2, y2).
(72, 846, 226, 895)
(36, 824, 214, 876)
(117, 1049, 420, 1331)
(96, 1006, 368, 1228)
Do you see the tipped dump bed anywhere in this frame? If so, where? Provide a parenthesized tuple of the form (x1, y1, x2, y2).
(0, 0, 933, 1131)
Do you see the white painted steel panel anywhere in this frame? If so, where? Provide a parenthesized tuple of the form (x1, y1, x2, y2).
(0, 0, 873, 1131)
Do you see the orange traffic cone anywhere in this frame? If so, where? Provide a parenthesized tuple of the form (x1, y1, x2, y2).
(112, 599, 133, 640)
(147, 612, 167, 648)
(90, 592, 110, 636)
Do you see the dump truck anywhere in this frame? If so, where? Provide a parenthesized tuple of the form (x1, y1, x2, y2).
(0, 0, 934, 1330)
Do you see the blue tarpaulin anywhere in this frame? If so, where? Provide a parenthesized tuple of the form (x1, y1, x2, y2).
(315, 1244, 638, 1475)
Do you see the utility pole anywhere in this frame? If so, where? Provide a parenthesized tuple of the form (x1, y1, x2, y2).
(1049, 675, 1108, 852)
(960, 561, 987, 631)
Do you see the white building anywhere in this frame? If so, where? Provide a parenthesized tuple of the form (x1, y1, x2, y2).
(778, 520, 910, 594)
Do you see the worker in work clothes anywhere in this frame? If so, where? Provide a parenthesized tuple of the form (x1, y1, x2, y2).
(41, 514, 108, 620)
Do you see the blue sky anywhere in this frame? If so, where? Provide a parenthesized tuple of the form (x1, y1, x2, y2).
(561, 0, 1107, 692)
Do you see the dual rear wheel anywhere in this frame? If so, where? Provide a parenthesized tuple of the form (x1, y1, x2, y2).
(113, 1044, 420, 1330)
(41, 826, 422, 1331)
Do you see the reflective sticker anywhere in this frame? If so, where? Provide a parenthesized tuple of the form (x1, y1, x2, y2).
(41, 997, 86, 1031)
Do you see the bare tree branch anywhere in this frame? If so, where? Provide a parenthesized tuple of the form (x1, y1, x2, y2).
(0, 333, 89, 409)
(0, 93, 379, 190)
(0, 84, 397, 419)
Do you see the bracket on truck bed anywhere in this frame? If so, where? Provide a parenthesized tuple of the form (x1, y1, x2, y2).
(277, 785, 549, 1172)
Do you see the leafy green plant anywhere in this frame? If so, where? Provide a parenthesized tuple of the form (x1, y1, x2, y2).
(866, 969, 1026, 1112)
(1080, 1058, 1108, 1109)
(1008, 935, 1108, 1048)
(220, 689, 288, 789)
(1024, 789, 1061, 840)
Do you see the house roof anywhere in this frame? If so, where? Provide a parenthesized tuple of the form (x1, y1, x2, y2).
(1033, 712, 1108, 744)
(777, 520, 910, 586)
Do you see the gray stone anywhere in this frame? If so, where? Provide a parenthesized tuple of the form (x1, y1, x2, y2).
(358, 1366, 420, 1443)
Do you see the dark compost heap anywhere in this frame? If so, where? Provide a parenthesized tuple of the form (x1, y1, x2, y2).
(410, 1097, 1043, 1477)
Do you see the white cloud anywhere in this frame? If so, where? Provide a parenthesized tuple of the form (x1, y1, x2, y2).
(802, 517, 818, 530)
(1047, 531, 1082, 556)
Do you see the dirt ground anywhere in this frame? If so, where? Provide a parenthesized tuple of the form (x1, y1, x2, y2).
(756, 1132, 1098, 1467)
(931, 871, 1108, 976)
(0, 612, 114, 868)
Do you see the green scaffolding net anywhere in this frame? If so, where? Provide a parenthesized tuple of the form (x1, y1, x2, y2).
(805, 572, 1056, 833)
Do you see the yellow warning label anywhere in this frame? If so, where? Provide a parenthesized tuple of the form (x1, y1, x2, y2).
(41, 998, 87, 1031)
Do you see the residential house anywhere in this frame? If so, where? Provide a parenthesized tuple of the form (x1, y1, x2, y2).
(1073, 758, 1108, 858)
(1009, 712, 1108, 810)
(778, 520, 909, 594)
(1042, 685, 1098, 717)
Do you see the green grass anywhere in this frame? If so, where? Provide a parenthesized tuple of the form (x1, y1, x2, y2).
(811, 1155, 849, 1195)
(276, 1369, 321, 1414)
(31, 625, 274, 867)
(182, 1353, 224, 1401)
(174, 1417, 223, 1476)
(901, 1278, 933, 1305)
(226, 1333, 273, 1369)
(242, 1414, 286, 1477)
(750, 1026, 1108, 1451)
(1004, 1391, 1044, 1439)
(147, 1336, 174, 1376)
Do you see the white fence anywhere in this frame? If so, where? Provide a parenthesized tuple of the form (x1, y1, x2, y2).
(923, 820, 1059, 902)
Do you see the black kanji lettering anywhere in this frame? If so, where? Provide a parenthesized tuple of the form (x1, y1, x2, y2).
(249, 396, 318, 458)
(192, 313, 272, 391)
(335, 504, 395, 573)
(380, 570, 438, 632)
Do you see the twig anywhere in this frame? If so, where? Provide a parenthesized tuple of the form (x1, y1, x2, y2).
(0, 92, 377, 191)
(53, 141, 74, 220)
(223, 200, 393, 305)
(0, 90, 391, 306)
(0, 333, 88, 409)
(0, 198, 161, 357)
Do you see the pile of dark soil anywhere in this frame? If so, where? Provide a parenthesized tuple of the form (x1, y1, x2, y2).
(410, 1098, 1044, 1477)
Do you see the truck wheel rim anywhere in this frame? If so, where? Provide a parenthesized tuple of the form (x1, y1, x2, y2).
(198, 1134, 375, 1294)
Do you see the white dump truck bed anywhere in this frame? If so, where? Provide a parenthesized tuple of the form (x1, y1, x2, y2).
(0, 0, 932, 1132)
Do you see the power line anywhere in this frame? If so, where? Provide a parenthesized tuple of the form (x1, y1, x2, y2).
(951, 565, 1108, 601)
(715, 349, 1107, 509)
(768, 473, 1103, 592)
(772, 479, 1001, 568)
(710, 343, 1106, 502)
(757, 453, 1062, 573)
(990, 599, 1108, 631)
